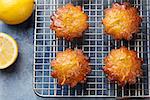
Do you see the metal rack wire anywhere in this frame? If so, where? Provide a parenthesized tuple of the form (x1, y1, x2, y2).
(33, 0, 150, 97)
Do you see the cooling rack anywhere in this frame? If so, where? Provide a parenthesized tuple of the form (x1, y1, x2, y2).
(33, 0, 150, 97)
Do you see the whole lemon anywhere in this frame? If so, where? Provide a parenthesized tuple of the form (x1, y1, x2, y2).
(0, 0, 34, 25)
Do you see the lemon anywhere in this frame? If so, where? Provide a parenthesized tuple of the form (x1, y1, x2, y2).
(0, 0, 34, 25)
(0, 33, 18, 69)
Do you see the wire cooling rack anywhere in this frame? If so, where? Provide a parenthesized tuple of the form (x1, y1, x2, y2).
(33, 0, 150, 97)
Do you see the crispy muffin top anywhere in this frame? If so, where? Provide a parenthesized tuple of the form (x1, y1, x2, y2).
(102, 2, 142, 40)
(103, 46, 143, 86)
(50, 4, 88, 41)
(51, 49, 91, 87)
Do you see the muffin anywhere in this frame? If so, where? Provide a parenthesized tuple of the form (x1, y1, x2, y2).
(51, 49, 91, 87)
(50, 4, 88, 41)
(103, 46, 143, 86)
(102, 2, 142, 40)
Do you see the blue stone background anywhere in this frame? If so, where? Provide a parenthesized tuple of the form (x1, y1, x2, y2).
(0, 14, 117, 100)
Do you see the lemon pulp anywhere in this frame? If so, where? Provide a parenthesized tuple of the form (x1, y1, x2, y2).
(0, 33, 18, 69)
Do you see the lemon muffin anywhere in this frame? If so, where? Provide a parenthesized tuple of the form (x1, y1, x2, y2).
(102, 2, 142, 40)
(50, 4, 88, 41)
(103, 46, 143, 86)
(51, 49, 91, 87)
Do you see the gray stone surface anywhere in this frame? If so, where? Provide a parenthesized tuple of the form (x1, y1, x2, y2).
(1, 13, 149, 100)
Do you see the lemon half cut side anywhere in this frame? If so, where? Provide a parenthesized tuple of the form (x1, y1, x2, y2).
(0, 33, 18, 69)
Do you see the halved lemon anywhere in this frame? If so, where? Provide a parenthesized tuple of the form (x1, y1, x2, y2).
(0, 33, 18, 69)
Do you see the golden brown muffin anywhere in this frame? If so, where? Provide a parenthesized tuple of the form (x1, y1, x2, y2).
(102, 2, 142, 40)
(103, 46, 143, 86)
(51, 49, 91, 87)
(50, 4, 88, 41)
